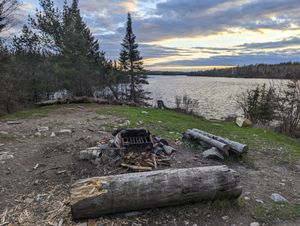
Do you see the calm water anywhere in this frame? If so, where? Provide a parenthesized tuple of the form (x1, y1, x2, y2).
(145, 76, 285, 119)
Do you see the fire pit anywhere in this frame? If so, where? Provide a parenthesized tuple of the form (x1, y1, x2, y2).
(79, 128, 176, 171)
(114, 129, 153, 152)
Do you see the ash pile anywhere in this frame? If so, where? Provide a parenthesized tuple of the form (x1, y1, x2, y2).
(80, 128, 175, 171)
(183, 128, 248, 160)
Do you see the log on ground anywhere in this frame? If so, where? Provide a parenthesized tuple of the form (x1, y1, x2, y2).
(185, 129, 230, 153)
(192, 128, 248, 154)
(70, 165, 242, 220)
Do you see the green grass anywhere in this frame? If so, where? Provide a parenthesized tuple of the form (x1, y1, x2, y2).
(96, 105, 300, 166)
(254, 203, 300, 223)
(0, 105, 60, 120)
(1, 104, 300, 166)
(0, 135, 16, 143)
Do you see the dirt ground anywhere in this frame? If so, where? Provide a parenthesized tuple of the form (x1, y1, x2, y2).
(0, 105, 299, 226)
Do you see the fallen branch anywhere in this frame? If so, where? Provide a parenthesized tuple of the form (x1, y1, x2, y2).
(120, 163, 152, 171)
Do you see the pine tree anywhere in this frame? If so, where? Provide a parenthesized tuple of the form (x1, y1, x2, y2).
(32, 0, 105, 97)
(119, 13, 150, 104)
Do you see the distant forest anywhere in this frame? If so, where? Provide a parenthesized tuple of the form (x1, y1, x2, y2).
(148, 62, 300, 79)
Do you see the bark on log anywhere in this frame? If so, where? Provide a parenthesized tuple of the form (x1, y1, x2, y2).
(185, 129, 230, 153)
(70, 166, 242, 220)
(192, 128, 248, 154)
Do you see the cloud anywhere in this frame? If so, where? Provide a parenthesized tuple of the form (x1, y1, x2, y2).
(237, 37, 300, 49)
(11, 0, 300, 69)
(149, 51, 300, 67)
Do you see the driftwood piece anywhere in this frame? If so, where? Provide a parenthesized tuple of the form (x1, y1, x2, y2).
(120, 163, 153, 171)
(71, 166, 242, 219)
(192, 128, 248, 154)
(185, 130, 230, 153)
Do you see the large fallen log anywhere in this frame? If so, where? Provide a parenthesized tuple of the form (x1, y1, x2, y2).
(71, 166, 242, 219)
(192, 128, 248, 154)
(185, 129, 230, 153)
(35, 97, 138, 107)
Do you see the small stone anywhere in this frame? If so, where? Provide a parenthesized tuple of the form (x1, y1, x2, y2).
(37, 126, 49, 132)
(203, 147, 224, 160)
(0, 152, 14, 161)
(270, 193, 288, 203)
(184, 221, 189, 225)
(222, 216, 229, 220)
(191, 224, 198, 226)
(255, 199, 264, 204)
(279, 183, 285, 186)
(35, 132, 42, 137)
(250, 222, 260, 226)
(163, 145, 176, 155)
(24, 197, 34, 204)
(244, 196, 250, 201)
(33, 164, 40, 170)
(0, 131, 9, 136)
(141, 111, 149, 114)
(58, 129, 72, 135)
(33, 180, 39, 185)
(50, 132, 56, 137)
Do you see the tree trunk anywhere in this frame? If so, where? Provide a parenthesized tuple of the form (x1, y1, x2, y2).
(185, 129, 230, 153)
(71, 166, 242, 220)
(191, 129, 248, 154)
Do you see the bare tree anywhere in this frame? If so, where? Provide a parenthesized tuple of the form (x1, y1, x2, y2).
(0, 0, 19, 34)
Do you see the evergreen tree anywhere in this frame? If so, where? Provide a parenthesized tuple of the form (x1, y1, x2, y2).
(119, 13, 150, 104)
(32, 0, 105, 96)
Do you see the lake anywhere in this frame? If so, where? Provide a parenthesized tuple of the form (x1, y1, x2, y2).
(145, 76, 285, 120)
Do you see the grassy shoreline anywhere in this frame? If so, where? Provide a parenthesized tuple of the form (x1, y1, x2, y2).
(1, 104, 300, 166)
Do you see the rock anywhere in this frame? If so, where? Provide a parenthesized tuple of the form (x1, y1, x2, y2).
(58, 129, 72, 135)
(37, 126, 49, 132)
(255, 199, 264, 204)
(36, 194, 47, 202)
(80, 148, 101, 160)
(34, 132, 42, 137)
(24, 197, 34, 204)
(244, 196, 250, 201)
(0, 152, 14, 161)
(33, 164, 40, 170)
(202, 147, 224, 160)
(250, 222, 260, 226)
(236, 117, 252, 128)
(270, 193, 288, 203)
(222, 216, 229, 220)
(7, 121, 22, 125)
(0, 131, 9, 136)
(50, 132, 56, 137)
(162, 145, 176, 155)
(141, 111, 149, 114)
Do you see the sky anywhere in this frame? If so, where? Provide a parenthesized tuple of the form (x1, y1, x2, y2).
(12, 0, 300, 71)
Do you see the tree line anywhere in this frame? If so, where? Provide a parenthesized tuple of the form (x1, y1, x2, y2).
(0, 0, 150, 115)
(148, 62, 300, 79)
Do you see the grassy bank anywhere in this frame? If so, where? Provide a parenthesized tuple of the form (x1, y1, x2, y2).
(96, 105, 300, 166)
(1, 104, 300, 166)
